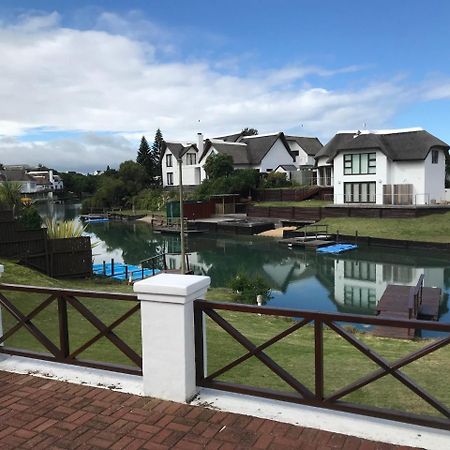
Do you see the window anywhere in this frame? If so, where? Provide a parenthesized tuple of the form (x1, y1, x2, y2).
(186, 153, 196, 165)
(344, 182, 376, 203)
(166, 154, 173, 167)
(344, 153, 376, 175)
(167, 172, 174, 185)
(432, 149, 439, 164)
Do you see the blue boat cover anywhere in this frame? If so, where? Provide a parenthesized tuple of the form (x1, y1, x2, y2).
(316, 244, 358, 254)
(92, 263, 159, 281)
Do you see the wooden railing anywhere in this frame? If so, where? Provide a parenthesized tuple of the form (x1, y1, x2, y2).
(408, 274, 424, 319)
(194, 300, 450, 430)
(0, 284, 141, 375)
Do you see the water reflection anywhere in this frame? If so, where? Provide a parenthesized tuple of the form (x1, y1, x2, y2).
(36, 204, 450, 322)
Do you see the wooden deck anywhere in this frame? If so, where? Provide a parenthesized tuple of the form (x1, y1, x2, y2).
(372, 282, 441, 339)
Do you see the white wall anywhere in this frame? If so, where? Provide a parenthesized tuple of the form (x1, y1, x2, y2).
(161, 149, 205, 187)
(259, 138, 295, 172)
(423, 149, 446, 203)
(287, 141, 315, 167)
(333, 150, 387, 204)
(332, 149, 441, 205)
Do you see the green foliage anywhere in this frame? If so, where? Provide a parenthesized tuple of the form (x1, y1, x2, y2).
(262, 171, 293, 188)
(204, 153, 234, 179)
(134, 188, 177, 211)
(195, 169, 260, 200)
(118, 160, 148, 197)
(61, 172, 98, 197)
(44, 217, 86, 239)
(241, 127, 258, 136)
(136, 136, 153, 176)
(151, 128, 164, 185)
(18, 206, 42, 230)
(229, 272, 272, 304)
(0, 181, 23, 210)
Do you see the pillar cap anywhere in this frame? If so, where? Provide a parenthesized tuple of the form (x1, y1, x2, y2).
(133, 273, 210, 297)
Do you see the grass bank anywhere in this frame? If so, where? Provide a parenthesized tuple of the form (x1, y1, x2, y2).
(318, 211, 450, 243)
(0, 260, 448, 418)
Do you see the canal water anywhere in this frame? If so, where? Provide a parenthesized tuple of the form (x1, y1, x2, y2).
(37, 203, 450, 325)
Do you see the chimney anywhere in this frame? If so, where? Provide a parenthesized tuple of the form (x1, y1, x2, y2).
(197, 132, 204, 153)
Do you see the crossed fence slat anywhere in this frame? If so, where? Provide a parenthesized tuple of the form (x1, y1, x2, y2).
(0, 284, 142, 375)
(194, 300, 450, 430)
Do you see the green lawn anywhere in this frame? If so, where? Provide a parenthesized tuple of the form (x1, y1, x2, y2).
(0, 260, 448, 419)
(254, 199, 331, 208)
(318, 212, 450, 243)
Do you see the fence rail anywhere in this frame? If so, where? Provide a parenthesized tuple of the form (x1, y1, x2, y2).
(194, 300, 450, 430)
(0, 283, 141, 375)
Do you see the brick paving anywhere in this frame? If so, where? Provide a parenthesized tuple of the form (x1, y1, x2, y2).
(0, 371, 417, 449)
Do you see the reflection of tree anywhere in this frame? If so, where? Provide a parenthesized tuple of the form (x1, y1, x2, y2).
(87, 222, 180, 264)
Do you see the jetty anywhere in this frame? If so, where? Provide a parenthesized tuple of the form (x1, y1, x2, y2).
(373, 274, 441, 339)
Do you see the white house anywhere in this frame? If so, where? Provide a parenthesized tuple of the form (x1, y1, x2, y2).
(161, 131, 322, 188)
(27, 170, 64, 191)
(0, 169, 38, 194)
(315, 128, 449, 205)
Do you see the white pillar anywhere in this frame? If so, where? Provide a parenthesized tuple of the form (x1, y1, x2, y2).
(133, 273, 210, 402)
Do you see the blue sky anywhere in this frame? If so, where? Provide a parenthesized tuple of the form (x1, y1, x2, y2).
(0, 0, 449, 171)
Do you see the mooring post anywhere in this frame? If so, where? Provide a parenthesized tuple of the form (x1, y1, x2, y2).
(134, 274, 211, 402)
(111, 258, 115, 276)
(103, 260, 106, 275)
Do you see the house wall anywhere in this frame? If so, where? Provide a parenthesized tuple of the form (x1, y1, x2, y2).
(423, 149, 446, 203)
(287, 141, 315, 167)
(161, 149, 204, 187)
(332, 149, 440, 205)
(333, 150, 388, 204)
(259, 139, 295, 172)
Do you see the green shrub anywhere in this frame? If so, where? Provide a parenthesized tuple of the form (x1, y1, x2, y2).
(228, 272, 272, 305)
(262, 172, 293, 188)
(18, 206, 42, 230)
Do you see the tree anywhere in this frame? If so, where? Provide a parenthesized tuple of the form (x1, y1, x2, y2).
(136, 136, 153, 177)
(204, 153, 234, 179)
(241, 127, 258, 137)
(151, 128, 164, 184)
(0, 181, 23, 213)
(118, 160, 148, 197)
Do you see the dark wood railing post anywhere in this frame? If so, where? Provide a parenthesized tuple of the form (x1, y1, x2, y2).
(194, 302, 205, 385)
(57, 294, 70, 359)
(314, 319, 324, 401)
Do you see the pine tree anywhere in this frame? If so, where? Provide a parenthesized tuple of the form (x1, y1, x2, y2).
(136, 136, 153, 178)
(151, 128, 164, 185)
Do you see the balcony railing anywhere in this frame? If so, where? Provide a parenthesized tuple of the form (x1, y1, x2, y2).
(194, 300, 450, 430)
(0, 284, 142, 375)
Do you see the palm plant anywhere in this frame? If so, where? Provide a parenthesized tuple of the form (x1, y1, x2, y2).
(44, 217, 86, 239)
(0, 181, 23, 212)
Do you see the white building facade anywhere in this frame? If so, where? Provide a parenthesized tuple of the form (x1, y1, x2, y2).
(315, 128, 449, 205)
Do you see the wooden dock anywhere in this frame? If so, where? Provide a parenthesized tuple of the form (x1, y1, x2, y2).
(279, 238, 335, 249)
(372, 275, 441, 339)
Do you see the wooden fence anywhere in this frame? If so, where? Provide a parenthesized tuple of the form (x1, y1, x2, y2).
(0, 210, 92, 278)
(248, 205, 450, 221)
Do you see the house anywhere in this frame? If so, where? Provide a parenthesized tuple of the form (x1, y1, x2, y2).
(315, 128, 449, 205)
(161, 131, 323, 188)
(0, 169, 38, 194)
(27, 170, 64, 191)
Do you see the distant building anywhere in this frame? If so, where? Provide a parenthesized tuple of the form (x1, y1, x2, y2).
(0, 169, 38, 194)
(161, 131, 323, 188)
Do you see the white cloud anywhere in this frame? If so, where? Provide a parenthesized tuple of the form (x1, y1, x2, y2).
(0, 12, 433, 171)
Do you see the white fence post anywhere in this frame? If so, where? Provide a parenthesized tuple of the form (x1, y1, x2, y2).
(133, 273, 210, 402)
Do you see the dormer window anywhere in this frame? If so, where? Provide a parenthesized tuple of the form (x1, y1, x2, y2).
(431, 149, 439, 164)
(186, 153, 196, 165)
(344, 153, 376, 175)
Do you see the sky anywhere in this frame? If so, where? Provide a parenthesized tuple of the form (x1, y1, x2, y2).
(0, 0, 450, 172)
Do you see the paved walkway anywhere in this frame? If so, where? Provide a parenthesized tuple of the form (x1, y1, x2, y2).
(0, 371, 415, 449)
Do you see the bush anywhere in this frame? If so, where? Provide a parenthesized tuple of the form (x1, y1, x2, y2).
(262, 172, 293, 188)
(134, 188, 177, 211)
(18, 206, 42, 230)
(229, 272, 272, 305)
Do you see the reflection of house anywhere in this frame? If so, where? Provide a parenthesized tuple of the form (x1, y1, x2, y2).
(333, 258, 445, 314)
(315, 128, 449, 204)
(165, 252, 212, 276)
(161, 131, 322, 188)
